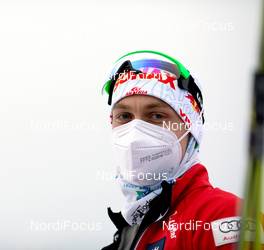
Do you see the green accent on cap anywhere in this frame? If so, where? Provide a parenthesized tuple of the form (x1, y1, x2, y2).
(116, 50, 190, 79)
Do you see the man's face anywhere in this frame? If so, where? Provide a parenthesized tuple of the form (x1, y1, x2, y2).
(111, 95, 189, 154)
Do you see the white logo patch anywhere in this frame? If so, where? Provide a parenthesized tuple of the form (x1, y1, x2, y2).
(211, 216, 240, 246)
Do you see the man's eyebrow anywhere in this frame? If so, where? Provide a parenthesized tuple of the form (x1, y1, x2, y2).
(113, 101, 169, 110)
(113, 103, 131, 110)
(144, 102, 169, 109)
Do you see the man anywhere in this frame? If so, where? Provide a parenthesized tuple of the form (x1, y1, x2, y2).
(101, 50, 241, 250)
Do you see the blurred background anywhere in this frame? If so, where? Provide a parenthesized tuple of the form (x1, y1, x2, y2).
(0, 0, 261, 249)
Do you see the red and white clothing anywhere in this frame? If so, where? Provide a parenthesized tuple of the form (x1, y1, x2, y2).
(102, 163, 241, 250)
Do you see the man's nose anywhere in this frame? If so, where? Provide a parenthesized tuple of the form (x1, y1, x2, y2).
(133, 113, 145, 121)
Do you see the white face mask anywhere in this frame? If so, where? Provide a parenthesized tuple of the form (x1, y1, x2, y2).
(112, 119, 189, 187)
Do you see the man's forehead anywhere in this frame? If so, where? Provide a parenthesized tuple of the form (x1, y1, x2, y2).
(112, 95, 171, 110)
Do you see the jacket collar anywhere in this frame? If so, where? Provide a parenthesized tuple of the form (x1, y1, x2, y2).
(107, 180, 173, 231)
(169, 163, 211, 211)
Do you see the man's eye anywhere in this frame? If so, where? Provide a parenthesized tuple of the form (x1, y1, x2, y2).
(115, 112, 132, 122)
(150, 113, 164, 120)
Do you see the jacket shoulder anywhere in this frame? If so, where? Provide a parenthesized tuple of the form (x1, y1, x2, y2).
(196, 187, 241, 219)
(190, 187, 241, 249)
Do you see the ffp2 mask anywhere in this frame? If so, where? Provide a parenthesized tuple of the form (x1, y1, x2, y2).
(112, 119, 189, 187)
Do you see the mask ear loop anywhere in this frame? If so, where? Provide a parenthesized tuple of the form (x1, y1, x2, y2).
(178, 129, 191, 143)
(177, 106, 205, 143)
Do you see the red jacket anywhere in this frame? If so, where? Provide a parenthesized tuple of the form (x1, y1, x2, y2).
(102, 163, 241, 250)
